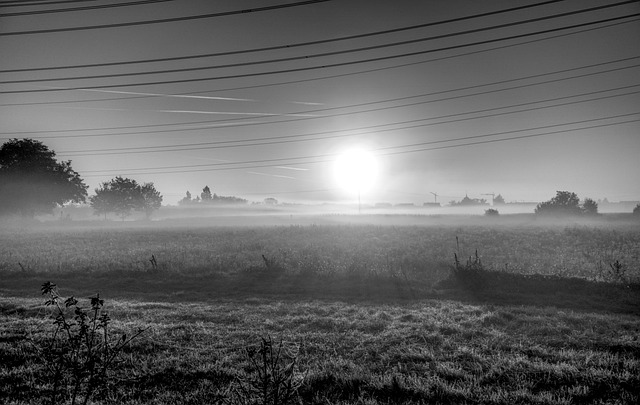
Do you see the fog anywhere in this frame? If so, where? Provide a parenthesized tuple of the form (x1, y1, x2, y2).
(1, 200, 634, 230)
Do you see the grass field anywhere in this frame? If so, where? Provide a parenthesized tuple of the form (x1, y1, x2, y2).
(1, 214, 639, 404)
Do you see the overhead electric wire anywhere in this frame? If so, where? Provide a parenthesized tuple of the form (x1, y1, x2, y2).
(4, 11, 639, 94)
(0, 0, 175, 16)
(3, 77, 639, 141)
(2, 1, 637, 86)
(4, 18, 636, 107)
(0, 0, 100, 6)
(1, 0, 570, 72)
(77, 117, 640, 177)
(8, 85, 639, 146)
(58, 112, 640, 156)
(0, 0, 333, 36)
(3, 59, 639, 137)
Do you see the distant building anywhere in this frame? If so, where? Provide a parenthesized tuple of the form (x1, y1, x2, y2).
(423, 202, 441, 208)
(451, 194, 489, 206)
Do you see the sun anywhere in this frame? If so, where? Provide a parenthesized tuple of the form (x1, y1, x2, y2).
(333, 148, 378, 194)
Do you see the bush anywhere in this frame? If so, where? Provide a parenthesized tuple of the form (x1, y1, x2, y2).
(484, 208, 499, 216)
(38, 282, 145, 405)
(633, 204, 640, 216)
(535, 191, 598, 216)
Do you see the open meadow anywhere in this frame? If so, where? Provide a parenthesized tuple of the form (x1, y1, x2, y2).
(1, 214, 640, 404)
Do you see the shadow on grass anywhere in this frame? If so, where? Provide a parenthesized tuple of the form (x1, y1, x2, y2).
(2, 267, 638, 315)
(436, 268, 640, 315)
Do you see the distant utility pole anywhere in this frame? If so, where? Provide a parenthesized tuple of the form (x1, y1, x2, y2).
(481, 193, 496, 205)
(430, 192, 438, 204)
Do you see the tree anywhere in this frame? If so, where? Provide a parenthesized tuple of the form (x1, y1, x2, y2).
(179, 191, 192, 205)
(633, 204, 640, 216)
(140, 182, 163, 219)
(0, 138, 87, 216)
(494, 194, 505, 205)
(90, 177, 162, 220)
(90, 181, 116, 220)
(535, 191, 591, 216)
(201, 185, 213, 202)
(90, 177, 140, 220)
(582, 198, 598, 215)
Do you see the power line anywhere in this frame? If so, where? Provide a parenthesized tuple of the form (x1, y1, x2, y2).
(4, 11, 638, 94)
(0, 0, 640, 88)
(0, 0, 175, 16)
(0, 0, 333, 36)
(0, 0, 100, 6)
(4, 18, 636, 107)
(0, 0, 99, 6)
(57, 112, 640, 156)
(1, 0, 570, 72)
(78, 118, 640, 177)
(4, 83, 639, 141)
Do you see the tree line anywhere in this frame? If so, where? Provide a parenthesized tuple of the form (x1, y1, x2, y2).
(2, 138, 639, 219)
(0, 139, 164, 220)
(178, 185, 247, 205)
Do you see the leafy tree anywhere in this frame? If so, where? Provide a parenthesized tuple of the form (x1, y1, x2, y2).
(90, 181, 116, 220)
(140, 182, 163, 219)
(201, 185, 213, 202)
(494, 194, 505, 205)
(179, 190, 192, 205)
(582, 198, 598, 215)
(0, 138, 87, 216)
(535, 191, 582, 216)
(90, 177, 162, 220)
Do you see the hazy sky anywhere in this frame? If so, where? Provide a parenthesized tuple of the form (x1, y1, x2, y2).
(1, 0, 639, 205)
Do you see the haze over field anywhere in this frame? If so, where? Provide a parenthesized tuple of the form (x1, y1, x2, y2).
(1, 0, 639, 206)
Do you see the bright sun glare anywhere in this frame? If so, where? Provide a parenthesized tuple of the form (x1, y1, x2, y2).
(333, 148, 378, 194)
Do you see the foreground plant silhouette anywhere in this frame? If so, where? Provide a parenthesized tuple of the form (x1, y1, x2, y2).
(39, 282, 145, 405)
(231, 336, 303, 405)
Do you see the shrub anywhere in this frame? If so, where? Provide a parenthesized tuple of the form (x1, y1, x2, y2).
(633, 204, 640, 216)
(535, 191, 599, 216)
(484, 208, 499, 216)
(38, 282, 145, 405)
(535, 191, 582, 216)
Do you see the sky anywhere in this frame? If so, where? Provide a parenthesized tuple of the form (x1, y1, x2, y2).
(1, 0, 639, 206)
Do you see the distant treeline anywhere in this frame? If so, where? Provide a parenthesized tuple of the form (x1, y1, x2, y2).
(178, 186, 247, 205)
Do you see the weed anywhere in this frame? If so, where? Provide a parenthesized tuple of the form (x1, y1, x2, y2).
(451, 236, 487, 290)
(608, 260, 627, 284)
(149, 254, 158, 271)
(231, 336, 304, 405)
(261, 254, 285, 277)
(38, 281, 145, 405)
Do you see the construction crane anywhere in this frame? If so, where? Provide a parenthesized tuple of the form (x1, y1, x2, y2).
(481, 193, 495, 205)
(430, 192, 439, 204)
